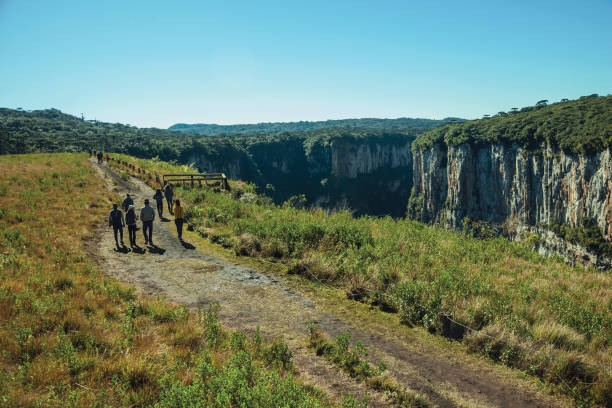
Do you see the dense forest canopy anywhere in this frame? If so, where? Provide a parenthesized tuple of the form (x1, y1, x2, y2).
(412, 94, 612, 154)
(0, 108, 192, 158)
(3, 94, 610, 160)
(169, 117, 463, 136)
(0, 108, 444, 161)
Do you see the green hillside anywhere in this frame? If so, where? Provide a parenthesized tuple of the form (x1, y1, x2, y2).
(169, 117, 462, 136)
(0, 108, 193, 158)
(412, 94, 612, 154)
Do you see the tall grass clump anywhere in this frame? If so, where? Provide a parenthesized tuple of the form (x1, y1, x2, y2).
(0, 153, 345, 407)
(112, 153, 612, 406)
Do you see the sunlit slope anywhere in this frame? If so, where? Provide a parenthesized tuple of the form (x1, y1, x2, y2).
(0, 153, 343, 408)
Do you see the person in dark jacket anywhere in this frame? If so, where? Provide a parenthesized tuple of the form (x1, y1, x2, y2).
(164, 184, 174, 214)
(125, 205, 138, 247)
(108, 203, 125, 248)
(153, 189, 164, 217)
(140, 199, 156, 245)
(122, 193, 134, 212)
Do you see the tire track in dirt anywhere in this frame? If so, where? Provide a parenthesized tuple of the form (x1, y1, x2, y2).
(88, 160, 569, 408)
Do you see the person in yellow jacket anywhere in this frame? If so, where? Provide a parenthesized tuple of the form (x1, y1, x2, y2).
(173, 200, 185, 241)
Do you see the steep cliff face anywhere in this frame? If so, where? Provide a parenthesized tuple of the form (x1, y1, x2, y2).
(186, 136, 415, 216)
(413, 141, 612, 243)
(330, 140, 412, 178)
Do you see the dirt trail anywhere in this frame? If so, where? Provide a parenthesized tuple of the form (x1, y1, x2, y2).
(90, 160, 569, 408)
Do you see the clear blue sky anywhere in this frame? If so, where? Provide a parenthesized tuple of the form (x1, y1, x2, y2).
(1, 0, 611, 128)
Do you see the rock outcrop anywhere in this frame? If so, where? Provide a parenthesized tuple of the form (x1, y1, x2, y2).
(186, 136, 415, 217)
(412, 142, 612, 266)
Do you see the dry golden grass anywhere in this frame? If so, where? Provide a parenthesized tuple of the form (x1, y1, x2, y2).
(0, 153, 338, 408)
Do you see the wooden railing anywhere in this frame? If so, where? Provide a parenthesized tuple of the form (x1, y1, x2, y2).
(163, 173, 229, 190)
(106, 156, 230, 190)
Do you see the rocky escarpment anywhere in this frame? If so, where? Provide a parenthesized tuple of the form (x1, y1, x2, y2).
(411, 142, 612, 266)
(187, 136, 415, 217)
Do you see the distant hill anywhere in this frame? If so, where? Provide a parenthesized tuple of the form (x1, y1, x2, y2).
(412, 94, 612, 154)
(0, 108, 194, 157)
(169, 117, 463, 136)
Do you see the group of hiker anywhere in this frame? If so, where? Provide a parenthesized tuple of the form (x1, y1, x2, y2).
(108, 183, 185, 249)
(91, 150, 110, 164)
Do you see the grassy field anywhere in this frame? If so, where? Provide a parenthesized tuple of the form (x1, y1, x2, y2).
(0, 153, 365, 408)
(112, 153, 612, 407)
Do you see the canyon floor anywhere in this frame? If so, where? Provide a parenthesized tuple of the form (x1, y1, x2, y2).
(88, 159, 571, 408)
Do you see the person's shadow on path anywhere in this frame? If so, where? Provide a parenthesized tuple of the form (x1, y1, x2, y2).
(131, 245, 146, 254)
(160, 217, 171, 223)
(147, 244, 166, 255)
(113, 245, 130, 254)
(180, 240, 196, 250)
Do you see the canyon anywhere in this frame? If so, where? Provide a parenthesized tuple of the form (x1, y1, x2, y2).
(187, 136, 612, 266)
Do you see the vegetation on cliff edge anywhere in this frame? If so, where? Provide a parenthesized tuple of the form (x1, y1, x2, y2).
(412, 94, 612, 154)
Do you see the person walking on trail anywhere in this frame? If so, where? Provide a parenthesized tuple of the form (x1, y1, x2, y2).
(108, 203, 125, 248)
(125, 205, 138, 247)
(164, 184, 174, 214)
(122, 193, 134, 212)
(153, 189, 164, 217)
(97, 152, 103, 164)
(140, 199, 156, 245)
(173, 200, 185, 241)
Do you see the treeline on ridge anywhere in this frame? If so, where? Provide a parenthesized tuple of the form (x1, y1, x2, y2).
(0, 107, 430, 161)
(412, 94, 612, 154)
(168, 117, 461, 136)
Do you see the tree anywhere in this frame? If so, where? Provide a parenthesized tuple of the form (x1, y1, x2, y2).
(511, 107, 518, 112)
(483, 114, 490, 118)
(536, 99, 548, 107)
(561, 98, 569, 102)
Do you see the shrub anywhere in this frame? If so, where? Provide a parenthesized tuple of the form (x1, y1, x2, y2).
(234, 233, 261, 256)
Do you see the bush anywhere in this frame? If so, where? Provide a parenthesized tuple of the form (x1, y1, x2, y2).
(234, 233, 261, 256)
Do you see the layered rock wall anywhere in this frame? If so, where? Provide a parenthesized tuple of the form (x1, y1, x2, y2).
(413, 143, 612, 239)
(186, 137, 415, 216)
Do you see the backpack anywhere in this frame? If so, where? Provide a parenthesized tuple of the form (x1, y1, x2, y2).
(125, 210, 136, 225)
(110, 209, 123, 226)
